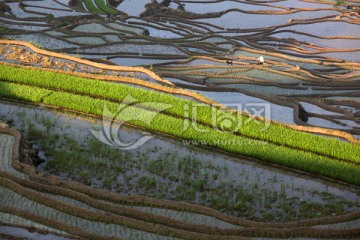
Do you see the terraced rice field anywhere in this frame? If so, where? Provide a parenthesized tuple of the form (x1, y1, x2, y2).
(0, 0, 359, 133)
(0, 102, 360, 239)
(0, 0, 360, 239)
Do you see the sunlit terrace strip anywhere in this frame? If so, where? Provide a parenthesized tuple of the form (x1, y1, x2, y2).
(0, 63, 359, 164)
(0, 68, 359, 185)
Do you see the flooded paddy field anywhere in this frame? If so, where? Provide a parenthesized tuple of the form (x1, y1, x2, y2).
(1, 0, 359, 134)
(1, 0, 360, 239)
(0, 100, 360, 239)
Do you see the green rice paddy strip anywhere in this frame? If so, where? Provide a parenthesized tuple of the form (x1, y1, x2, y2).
(0, 27, 7, 33)
(0, 82, 359, 185)
(83, 0, 105, 14)
(41, 91, 360, 186)
(0, 81, 52, 102)
(0, 64, 359, 164)
(94, 0, 118, 14)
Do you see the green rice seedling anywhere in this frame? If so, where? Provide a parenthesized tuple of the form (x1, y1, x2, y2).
(0, 65, 360, 185)
(94, 0, 118, 14)
(83, 0, 105, 14)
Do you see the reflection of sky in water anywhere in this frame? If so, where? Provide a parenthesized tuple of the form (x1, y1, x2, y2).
(272, 33, 360, 49)
(25, 0, 70, 9)
(25, 7, 87, 18)
(273, 0, 332, 8)
(196, 90, 295, 124)
(117, 0, 151, 16)
(308, 117, 352, 130)
(1, 0, 358, 63)
(320, 52, 360, 62)
(0, 226, 71, 240)
(281, 21, 360, 37)
(180, 1, 279, 14)
(198, 10, 339, 29)
(110, 57, 173, 66)
(6, 3, 42, 18)
(274, 21, 360, 61)
(300, 102, 344, 116)
(8, 33, 79, 49)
